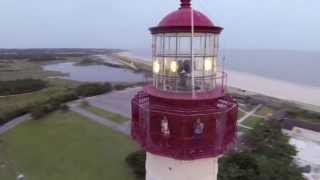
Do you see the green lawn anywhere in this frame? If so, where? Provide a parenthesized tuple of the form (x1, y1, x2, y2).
(83, 105, 129, 123)
(242, 116, 265, 128)
(0, 111, 138, 180)
(238, 126, 251, 134)
(238, 111, 246, 119)
(255, 106, 274, 116)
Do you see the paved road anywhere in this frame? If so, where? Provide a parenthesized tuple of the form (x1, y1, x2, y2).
(70, 105, 130, 136)
(0, 114, 31, 135)
(86, 87, 142, 118)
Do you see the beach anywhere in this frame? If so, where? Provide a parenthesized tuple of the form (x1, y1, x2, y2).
(227, 70, 320, 107)
(119, 51, 320, 110)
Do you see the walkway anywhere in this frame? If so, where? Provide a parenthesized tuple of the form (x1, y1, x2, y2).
(0, 114, 31, 135)
(238, 104, 263, 124)
(86, 87, 141, 118)
(70, 105, 130, 136)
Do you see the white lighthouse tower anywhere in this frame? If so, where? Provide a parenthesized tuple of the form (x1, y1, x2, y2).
(131, 0, 238, 180)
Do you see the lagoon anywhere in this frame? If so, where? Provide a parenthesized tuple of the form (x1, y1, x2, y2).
(43, 62, 147, 82)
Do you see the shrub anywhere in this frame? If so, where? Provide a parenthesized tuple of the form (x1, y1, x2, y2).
(125, 150, 146, 178)
(31, 103, 60, 119)
(0, 79, 47, 96)
(75, 83, 112, 97)
(80, 100, 90, 107)
(0, 87, 78, 124)
(219, 152, 259, 180)
(30, 91, 77, 120)
(60, 104, 69, 112)
(0, 106, 30, 125)
(113, 84, 129, 91)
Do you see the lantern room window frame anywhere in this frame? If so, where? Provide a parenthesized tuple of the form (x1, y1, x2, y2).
(152, 32, 224, 93)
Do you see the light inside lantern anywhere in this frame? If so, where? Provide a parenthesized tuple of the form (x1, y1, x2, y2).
(153, 60, 160, 74)
(213, 57, 218, 73)
(204, 58, 212, 71)
(170, 61, 178, 73)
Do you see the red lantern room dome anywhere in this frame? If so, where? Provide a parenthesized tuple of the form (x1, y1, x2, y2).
(159, 8, 214, 27)
(150, 0, 223, 34)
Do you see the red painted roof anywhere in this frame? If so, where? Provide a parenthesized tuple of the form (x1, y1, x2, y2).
(158, 8, 214, 27)
(150, 0, 223, 34)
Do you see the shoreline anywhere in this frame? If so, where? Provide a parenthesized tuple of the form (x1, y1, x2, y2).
(115, 51, 320, 111)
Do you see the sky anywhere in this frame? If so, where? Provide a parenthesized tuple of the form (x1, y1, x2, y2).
(0, 0, 319, 51)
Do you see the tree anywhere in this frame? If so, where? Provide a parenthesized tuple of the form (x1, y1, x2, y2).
(244, 120, 297, 163)
(75, 83, 112, 97)
(219, 152, 259, 180)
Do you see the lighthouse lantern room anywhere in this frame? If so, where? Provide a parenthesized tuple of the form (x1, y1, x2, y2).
(131, 0, 238, 180)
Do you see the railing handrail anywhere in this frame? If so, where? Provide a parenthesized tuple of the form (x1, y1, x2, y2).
(153, 71, 227, 79)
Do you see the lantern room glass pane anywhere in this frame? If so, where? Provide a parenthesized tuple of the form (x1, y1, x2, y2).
(152, 32, 221, 92)
(178, 36, 191, 55)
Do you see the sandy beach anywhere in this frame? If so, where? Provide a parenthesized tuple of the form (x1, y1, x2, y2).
(227, 70, 320, 107)
(116, 52, 320, 109)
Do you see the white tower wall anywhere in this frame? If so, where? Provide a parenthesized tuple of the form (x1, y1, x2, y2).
(146, 152, 219, 180)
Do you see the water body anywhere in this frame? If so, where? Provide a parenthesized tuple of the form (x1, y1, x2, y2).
(130, 48, 320, 88)
(43, 62, 146, 82)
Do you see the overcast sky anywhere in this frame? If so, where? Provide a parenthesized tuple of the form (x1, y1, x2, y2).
(0, 0, 319, 51)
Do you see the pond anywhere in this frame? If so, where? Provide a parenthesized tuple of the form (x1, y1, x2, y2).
(43, 62, 147, 82)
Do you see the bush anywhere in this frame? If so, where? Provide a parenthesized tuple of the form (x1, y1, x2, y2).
(219, 120, 304, 180)
(31, 91, 77, 119)
(0, 87, 78, 124)
(0, 106, 30, 125)
(219, 152, 259, 180)
(31, 103, 60, 119)
(75, 83, 112, 97)
(80, 100, 90, 107)
(113, 84, 129, 91)
(0, 79, 47, 96)
(60, 104, 69, 112)
(125, 150, 146, 178)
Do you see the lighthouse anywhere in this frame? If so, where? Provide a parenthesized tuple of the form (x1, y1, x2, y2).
(131, 0, 238, 180)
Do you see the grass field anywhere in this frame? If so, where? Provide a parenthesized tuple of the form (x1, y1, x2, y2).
(238, 111, 246, 119)
(255, 106, 274, 116)
(0, 111, 139, 180)
(242, 116, 265, 128)
(83, 105, 129, 123)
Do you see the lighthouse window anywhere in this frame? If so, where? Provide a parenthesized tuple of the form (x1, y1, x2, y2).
(204, 58, 213, 71)
(170, 61, 178, 73)
(194, 57, 204, 71)
(193, 36, 203, 56)
(152, 32, 223, 92)
(178, 37, 191, 55)
(214, 35, 220, 56)
(153, 60, 160, 74)
(164, 36, 177, 55)
(205, 35, 214, 56)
